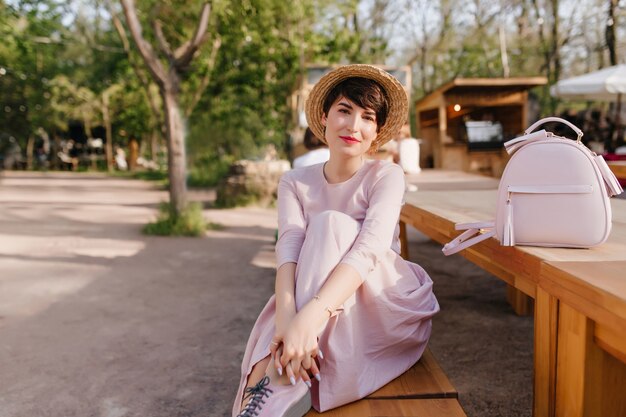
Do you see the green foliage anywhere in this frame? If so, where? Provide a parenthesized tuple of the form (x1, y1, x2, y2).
(187, 153, 234, 188)
(7, 0, 618, 180)
(107, 67, 153, 140)
(1, 0, 395, 182)
(215, 183, 262, 208)
(187, 0, 307, 160)
(0, 1, 67, 144)
(143, 201, 214, 237)
(185, 0, 385, 166)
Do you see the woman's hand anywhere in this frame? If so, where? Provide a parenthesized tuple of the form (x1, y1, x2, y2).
(270, 342, 321, 387)
(280, 313, 320, 381)
(270, 307, 296, 375)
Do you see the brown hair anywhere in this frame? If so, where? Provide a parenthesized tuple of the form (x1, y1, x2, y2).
(322, 77, 389, 131)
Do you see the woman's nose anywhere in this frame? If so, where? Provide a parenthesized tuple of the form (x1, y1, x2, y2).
(346, 114, 360, 132)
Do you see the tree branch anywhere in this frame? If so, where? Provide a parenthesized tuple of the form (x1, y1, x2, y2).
(110, 6, 166, 136)
(120, 0, 168, 85)
(173, 3, 211, 69)
(184, 35, 222, 117)
(153, 19, 174, 61)
(111, 11, 153, 105)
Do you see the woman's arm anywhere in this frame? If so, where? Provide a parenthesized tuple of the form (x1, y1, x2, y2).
(274, 262, 297, 335)
(270, 173, 307, 374)
(273, 172, 306, 330)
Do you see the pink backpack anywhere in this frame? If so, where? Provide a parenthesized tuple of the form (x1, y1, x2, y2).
(442, 117, 623, 256)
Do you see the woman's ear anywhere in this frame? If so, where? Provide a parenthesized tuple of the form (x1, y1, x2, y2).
(321, 113, 327, 127)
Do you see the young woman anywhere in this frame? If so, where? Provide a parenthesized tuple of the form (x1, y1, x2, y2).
(233, 64, 439, 417)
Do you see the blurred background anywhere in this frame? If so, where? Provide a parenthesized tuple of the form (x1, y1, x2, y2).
(1, 0, 624, 186)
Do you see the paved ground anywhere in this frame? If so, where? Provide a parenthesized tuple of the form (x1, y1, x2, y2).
(0, 171, 532, 417)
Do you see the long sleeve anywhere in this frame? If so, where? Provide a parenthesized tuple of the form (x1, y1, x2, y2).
(275, 172, 306, 269)
(339, 164, 405, 281)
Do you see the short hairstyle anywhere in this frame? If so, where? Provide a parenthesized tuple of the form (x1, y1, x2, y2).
(322, 77, 389, 131)
(303, 127, 326, 150)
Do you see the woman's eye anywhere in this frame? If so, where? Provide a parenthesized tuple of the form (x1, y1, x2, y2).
(339, 109, 349, 114)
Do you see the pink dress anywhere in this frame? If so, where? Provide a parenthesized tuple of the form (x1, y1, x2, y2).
(232, 159, 439, 415)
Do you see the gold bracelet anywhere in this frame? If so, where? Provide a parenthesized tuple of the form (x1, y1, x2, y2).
(313, 295, 333, 317)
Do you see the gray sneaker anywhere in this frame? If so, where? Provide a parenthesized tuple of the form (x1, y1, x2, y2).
(237, 375, 311, 417)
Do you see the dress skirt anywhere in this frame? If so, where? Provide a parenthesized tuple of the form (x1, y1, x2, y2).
(232, 211, 439, 415)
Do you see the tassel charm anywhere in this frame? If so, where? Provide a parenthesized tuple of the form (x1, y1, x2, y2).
(502, 194, 515, 246)
(595, 155, 624, 197)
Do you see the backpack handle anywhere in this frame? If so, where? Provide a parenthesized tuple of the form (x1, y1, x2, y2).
(524, 117, 583, 143)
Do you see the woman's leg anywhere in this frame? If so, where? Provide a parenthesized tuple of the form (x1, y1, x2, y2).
(239, 354, 294, 412)
(239, 356, 271, 411)
(234, 211, 360, 415)
(294, 210, 360, 311)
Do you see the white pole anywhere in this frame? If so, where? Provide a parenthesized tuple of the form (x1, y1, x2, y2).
(499, 24, 510, 78)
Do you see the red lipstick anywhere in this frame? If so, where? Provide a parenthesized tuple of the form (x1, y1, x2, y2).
(339, 135, 360, 144)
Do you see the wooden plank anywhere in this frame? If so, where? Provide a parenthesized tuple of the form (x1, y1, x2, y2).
(368, 349, 457, 399)
(540, 261, 626, 362)
(554, 302, 626, 417)
(595, 322, 626, 365)
(533, 287, 558, 417)
(506, 284, 534, 316)
(305, 398, 467, 417)
(608, 161, 626, 179)
(555, 302, 591, 417)
(404, 169, 499, 191)
(402, 191, 626, 265)
(400, 200, 538, 298)
(399, 221, 408, 260)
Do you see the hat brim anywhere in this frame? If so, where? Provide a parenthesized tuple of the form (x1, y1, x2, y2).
(305, 64, 409, 149)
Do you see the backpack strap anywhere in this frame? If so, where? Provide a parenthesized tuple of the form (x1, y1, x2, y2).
(442, 221, 496, 256)
(525, 117, 584, 143)
(504, 130, 549, 155)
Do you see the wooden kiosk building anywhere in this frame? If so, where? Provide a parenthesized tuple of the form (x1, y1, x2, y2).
(415, 77, 547, 177)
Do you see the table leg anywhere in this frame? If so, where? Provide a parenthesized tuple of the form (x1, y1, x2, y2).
(554, 302, 626, 417)
(506, 284, 533, 316)
(534, 286, 558, 417)
(399, 220, 408, 259)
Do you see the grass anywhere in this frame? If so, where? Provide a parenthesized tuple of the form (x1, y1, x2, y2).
(143, 202, 222, 237)
(111, 170, 169, 187)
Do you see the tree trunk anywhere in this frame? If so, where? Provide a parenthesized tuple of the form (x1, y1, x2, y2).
(26, 135, 34, 170)
(606, 0, 617, 66)
(151, 131, 159, 162)
(120, 0, 212, 219)
(161, 84, 187, 214)
(102, 92, 113, 171)
(549, 0, 560, 113)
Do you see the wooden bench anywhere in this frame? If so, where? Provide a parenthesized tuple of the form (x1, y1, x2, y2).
(305, 348, 466, 417)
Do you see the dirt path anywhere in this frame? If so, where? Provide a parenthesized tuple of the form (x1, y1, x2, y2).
(0, 172, 531, 417)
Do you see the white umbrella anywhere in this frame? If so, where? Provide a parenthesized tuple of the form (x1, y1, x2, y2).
(551, 64, 626, 149)
(550, 64, 626, 101)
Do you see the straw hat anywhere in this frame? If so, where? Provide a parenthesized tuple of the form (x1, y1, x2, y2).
(305, 64, 408, 149)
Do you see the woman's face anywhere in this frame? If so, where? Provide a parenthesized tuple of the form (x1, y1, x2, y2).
(321, 96, 378, 159)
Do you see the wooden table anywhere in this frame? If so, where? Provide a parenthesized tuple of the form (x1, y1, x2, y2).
(400, 190, 626, 417)
(608, 161, 626, 180)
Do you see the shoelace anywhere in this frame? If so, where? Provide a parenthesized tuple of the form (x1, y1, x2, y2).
(237, 376, 273, 417)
